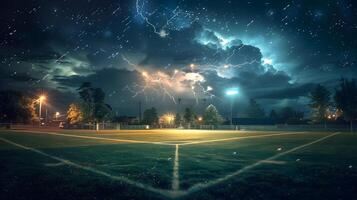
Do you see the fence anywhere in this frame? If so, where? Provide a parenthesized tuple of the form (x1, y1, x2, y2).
(70, 123, 352, 132)
(1, 122, 353, 132)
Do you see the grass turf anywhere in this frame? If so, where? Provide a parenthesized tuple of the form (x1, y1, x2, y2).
(0, 129, 356, 200)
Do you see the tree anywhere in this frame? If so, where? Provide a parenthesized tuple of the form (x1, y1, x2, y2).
(0, 90, 36, 123)
(92, 88, 112, 122)
(77, 82, 111, 123)
(174, 113, 182, 126)
(245, 99, 265, 118)
(278, 107, 304, 124)
(309, 84, 331, 124)
(269, 109, 278, 120)
(142, 107, 158, 125)
(78, 82, 94, 122)
(67, 103, 83, 124)
(203, 104, 223, 125)
(334, 78, 357, 132)
(94, 103, 113, 122)
(183, 107, 194, 125)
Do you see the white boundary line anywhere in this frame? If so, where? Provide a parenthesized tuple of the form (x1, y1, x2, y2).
(0, 131, 341, 199)
(10, 130, 175, 146)
(182, 132, 341, 196)
(172, 144, 180, 191)
(0, 137, 180, 198)
(179, 131, 308, 146)
(8, 130, 310, 147)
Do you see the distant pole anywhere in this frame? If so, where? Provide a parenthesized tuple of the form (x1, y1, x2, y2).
(138, 101, 142, 123)
(230, 98, 233, 125)
(225, 88, 238, 126)
(38, 95, 46, 127)
(45, 109, 48, 125)
(178, 98, 182, 127)
(178, 98, 182, 113)
(202, 98, 207, 113)
(39, 99, 42, 127)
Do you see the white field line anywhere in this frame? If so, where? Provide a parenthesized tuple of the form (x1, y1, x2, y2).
(261, 160, 286, 165)
(0, 137, 181, 198)
(183, 132, 341, 196)
(10, 130, 175, 146)
(172, 144, 180, 191)
(179, 131, 308, 146)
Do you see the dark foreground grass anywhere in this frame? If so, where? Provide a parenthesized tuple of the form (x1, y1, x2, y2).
(0, 130, 357, 200)
(182, 133, 357, 200)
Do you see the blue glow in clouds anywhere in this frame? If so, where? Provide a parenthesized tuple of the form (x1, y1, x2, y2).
(226, 88, 239, 96)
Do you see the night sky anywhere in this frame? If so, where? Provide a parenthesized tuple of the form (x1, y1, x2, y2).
(1, 0, 356, 116)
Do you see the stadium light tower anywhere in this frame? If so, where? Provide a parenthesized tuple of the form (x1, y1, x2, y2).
(225, 88, 238, 125)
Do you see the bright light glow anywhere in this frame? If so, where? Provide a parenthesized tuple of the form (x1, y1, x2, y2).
(39, 95, 46, 101)
(223, 64, 229, 69)
(185, 72, 205, 82)
(159, 29, 168, 38)
(198, 116, 203, 121)
(142, 71, 148, 77)
(160, 113, 175, 125)
(226, 88, 239, 96)
(190, 63, 195, 68)
(214, 32, 234, 49)
(263, 58, 273, 65)
(55, 112, 60, 119)
(207, 86, 213, 91)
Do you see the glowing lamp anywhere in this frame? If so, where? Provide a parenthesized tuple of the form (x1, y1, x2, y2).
(226, 88, 238, 96)
(39, 95, 46, 101)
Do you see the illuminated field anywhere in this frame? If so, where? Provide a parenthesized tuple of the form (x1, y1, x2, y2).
(0, 129, 356, 200)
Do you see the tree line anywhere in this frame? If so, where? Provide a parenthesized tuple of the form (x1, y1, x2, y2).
(142, 104, 223, 126)
(1, 78, 356, 131)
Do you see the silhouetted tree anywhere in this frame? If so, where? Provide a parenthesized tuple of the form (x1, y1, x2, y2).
(278, 107, 304, 124)
(77, 82, 112, 123)
(142, 107, 158, 125)
(245, 99, 265, 118)
(309, 84, 330, 124)
(78, 82, 94, 122)
(269, 109, 278, 120)
(183, 107, 194, 125)
(334, 78, 357, 132)
(203, 104, 223, 125)
(174, 113, 182, 126)
(0, 90, 36, 123)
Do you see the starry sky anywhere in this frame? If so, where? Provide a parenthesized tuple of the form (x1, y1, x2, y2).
(1, 0, 356, 117)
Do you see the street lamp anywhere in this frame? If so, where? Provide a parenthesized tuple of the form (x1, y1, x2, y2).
(225, 88, 238, 125)
(38, 95, 46, 126)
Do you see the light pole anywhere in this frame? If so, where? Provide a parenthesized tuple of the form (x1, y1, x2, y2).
(225, 88, 238, 125)
(38, 95, 46, 126)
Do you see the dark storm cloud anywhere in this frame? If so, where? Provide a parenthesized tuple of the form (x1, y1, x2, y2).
(51, 67, 177, 114)
(136, 23, 262, 74)
(1, 0, 356, 114)
(255, 83, 316, 99)
(203, 68, 310, 101)
(53, 68, 141, 90)
(9, 72, 39, 82)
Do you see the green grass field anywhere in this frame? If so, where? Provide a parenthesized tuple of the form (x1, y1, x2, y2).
(0, 129, 357, 200)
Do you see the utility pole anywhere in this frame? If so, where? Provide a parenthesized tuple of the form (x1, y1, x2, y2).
(39, 99, 42, 127)
(138, 101, 142, 123)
